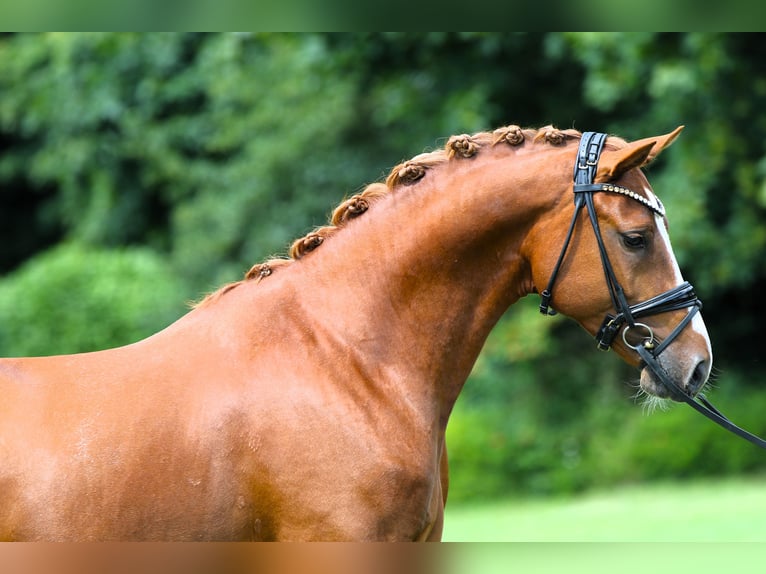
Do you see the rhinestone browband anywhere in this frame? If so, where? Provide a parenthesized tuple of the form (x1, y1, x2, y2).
(574, 183, 666, 218)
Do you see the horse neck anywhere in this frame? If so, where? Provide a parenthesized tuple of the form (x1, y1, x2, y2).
(283, 144, 571, 420)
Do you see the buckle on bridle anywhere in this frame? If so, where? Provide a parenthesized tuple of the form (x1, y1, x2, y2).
(539, 289, 557, 316)
(596, 315, 621, 351)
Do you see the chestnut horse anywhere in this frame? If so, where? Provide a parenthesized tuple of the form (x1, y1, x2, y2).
(0, 125, 711, 541)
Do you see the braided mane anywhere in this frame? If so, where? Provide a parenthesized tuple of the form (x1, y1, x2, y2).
(195, 125, 602, 307)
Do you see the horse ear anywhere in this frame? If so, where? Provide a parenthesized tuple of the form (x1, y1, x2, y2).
(596, 140, 656, 182)
(596, 126, 684, 181)
(630, 125, 684, 164)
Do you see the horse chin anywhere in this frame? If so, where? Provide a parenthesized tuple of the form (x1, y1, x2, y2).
(638, 366, 684, 403)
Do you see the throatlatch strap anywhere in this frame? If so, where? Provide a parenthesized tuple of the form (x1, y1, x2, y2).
(539, 133, 607, 316)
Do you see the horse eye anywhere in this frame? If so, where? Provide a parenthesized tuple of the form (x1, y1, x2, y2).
(622, 234, 646, 249)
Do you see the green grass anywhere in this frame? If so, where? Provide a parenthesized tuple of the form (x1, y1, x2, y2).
(443, 477, 766, 541)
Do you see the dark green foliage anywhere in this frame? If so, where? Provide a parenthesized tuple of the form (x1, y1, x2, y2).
(1, 33, 765, 500)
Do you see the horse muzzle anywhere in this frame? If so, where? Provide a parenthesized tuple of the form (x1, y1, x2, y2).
(639, 347, 711, 401)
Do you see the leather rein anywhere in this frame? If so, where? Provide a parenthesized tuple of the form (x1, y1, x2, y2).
(539, 131, 766, 450)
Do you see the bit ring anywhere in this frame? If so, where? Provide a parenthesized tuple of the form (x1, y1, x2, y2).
(622, 322, 656, 351)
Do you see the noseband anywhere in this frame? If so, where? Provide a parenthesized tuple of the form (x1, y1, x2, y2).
(539, 131, 766, 450)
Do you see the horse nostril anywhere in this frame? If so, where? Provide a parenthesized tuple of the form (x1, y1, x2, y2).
(687, 360, 708, 395)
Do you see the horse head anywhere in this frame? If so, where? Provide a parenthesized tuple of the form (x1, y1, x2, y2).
(525, 127, 712, 402)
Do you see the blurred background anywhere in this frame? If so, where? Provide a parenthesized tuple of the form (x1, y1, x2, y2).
(0, 33, 765, 540)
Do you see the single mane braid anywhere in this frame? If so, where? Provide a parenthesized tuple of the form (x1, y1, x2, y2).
(446, 134, 480, 159)
(492, 125, 526, 146)
(194, 124, 587, 307)
(289, 228, 329, 259)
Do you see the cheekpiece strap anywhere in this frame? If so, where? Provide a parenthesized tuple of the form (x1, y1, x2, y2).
(573, 132, 607, 187)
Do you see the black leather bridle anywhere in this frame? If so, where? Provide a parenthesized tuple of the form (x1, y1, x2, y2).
(539, 131, 766, 450)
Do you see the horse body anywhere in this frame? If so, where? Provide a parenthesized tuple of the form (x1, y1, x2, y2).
(0, 126, 711, 540)
(0, 289, 435, 540)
